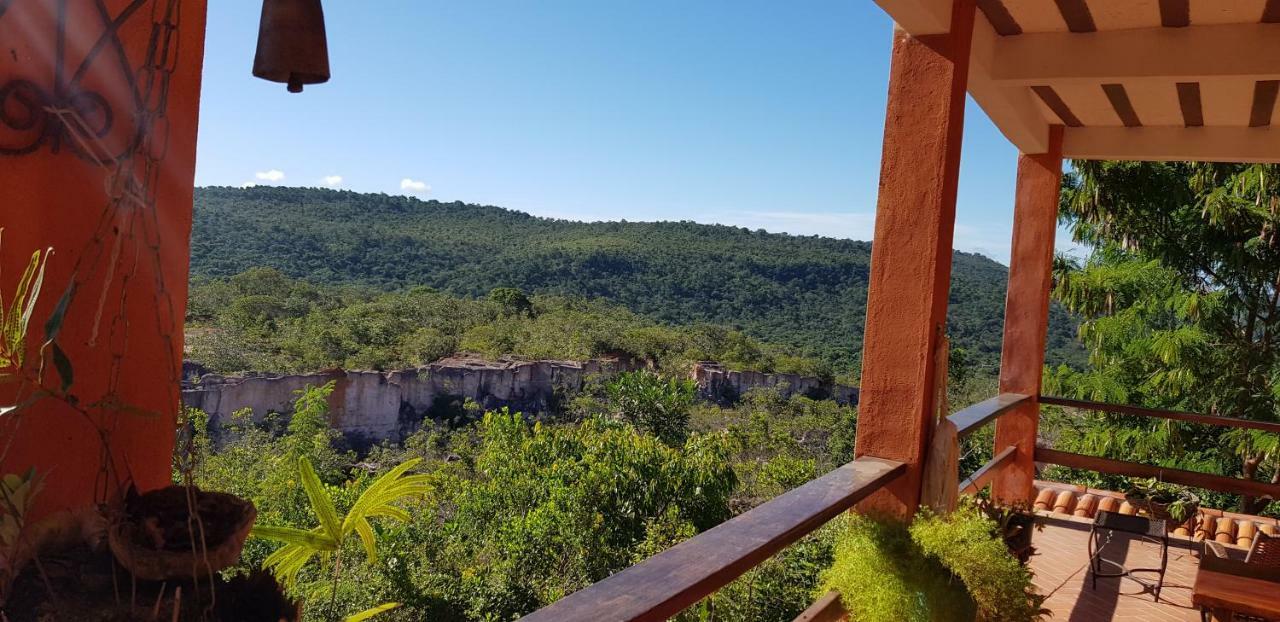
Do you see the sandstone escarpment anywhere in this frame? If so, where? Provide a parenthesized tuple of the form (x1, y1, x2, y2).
(181, 357, 858, 444)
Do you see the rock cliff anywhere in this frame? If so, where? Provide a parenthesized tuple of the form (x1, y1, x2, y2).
(181, 357, 858, 444)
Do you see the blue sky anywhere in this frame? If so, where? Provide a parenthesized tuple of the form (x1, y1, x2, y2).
(195, 1, 1046, 264)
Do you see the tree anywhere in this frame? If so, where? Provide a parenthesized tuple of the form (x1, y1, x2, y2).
(1052, 161, 1280, 513)
(605, 371, 697, 446)
(488, 287, 533, 317)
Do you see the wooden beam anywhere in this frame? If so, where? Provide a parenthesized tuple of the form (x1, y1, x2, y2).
(976, 0, 1020, 36)
(1031, 86, 1082, 127)
(1177, 82, 1204, 127)
(1158, 0, 1190, 28)
(960, 445, 1017, 495)
(1102, 84, 1142, 127)
(1250, 80, 1280, 128)
(948, 393, 1031, 438)
(989, 24, 1280, 85)
(1053, 0, 1096, 33)
(792, 592, 846, 622)
(1035, 448, 1280, 501)
(1040, 396, 1280, 435)
(1062, 126, 1280, 163)
(517, 457, 905, 622)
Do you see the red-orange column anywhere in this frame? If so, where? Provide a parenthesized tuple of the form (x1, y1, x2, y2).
(992, 126, 1064, 504)
(854, 1, 975, 519)
(0, 0, 208, 519)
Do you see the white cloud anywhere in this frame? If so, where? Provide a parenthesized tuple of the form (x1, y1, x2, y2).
(322, 175, 343, 187)
(255, 169, 285, 182)
(400, 178, 430, 193)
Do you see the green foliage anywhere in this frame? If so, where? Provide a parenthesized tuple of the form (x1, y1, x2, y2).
(821, 503, 1044, 622)
(488, 287, 532, 317)
(0, 230, 50, 374)
(1123, 478, 1199, 522)
(189, 186, 1085, 374)
(909, 505, 1046, 622)
(251, 456, 429, 591)
(822, 514, 973, 622)
(189, 383, 354, 574)
(0, 468, 43, 602)
(605, 371, 697, 445)
(1050, 160, 1280, 513)
(196, 396, 756, 621)
(407, 410, 737, 617)
(186, 267, 834, 377)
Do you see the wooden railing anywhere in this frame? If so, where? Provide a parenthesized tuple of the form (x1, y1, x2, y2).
(1038, 396, 1280, 435)
(951, 393, 1030, 438)
(946, 394, 1280, 501)
(1036, 396, 1280, 500)
(517, 456, 906, 622)
(519, 392, 1279, 622)
(940, 393, 1029, 497)
(960, 445, 1017, 495)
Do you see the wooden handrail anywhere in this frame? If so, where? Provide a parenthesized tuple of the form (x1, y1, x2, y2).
(948, 393, 1031, 438)
(792, 591, 845, 622)
(959, 445, 1017, 495)
(1035, 448, 1280, 500)
(517, 456, 906, 622)
(1040, 396, 1280, 435)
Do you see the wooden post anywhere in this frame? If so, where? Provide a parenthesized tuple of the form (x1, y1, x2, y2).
(854, 0, 975, 519)
(992, 126, 1064, 504)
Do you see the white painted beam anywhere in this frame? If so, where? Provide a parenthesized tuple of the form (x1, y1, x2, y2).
(967, 16, 1052, 154)
(873, 0, 951, 36)
(1063, 127, 1280, 163)
(991, 23, 1280, 85)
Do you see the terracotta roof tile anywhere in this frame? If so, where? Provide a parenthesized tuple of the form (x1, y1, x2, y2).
(1031, 480, 1280, 551)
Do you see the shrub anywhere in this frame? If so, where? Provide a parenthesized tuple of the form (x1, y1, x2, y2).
(605, 371, 697, 446)
(821, 501, 1044, 622)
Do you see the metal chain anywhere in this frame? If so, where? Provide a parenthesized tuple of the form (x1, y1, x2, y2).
(45, 0, 184, 505)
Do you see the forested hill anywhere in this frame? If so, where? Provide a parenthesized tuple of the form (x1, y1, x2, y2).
(191, 186, 1083, 372)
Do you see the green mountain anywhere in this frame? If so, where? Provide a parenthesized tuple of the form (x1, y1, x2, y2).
(190, 186, 1083, 373)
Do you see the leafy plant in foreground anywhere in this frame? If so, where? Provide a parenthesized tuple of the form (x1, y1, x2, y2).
(251, 456, 429, 619)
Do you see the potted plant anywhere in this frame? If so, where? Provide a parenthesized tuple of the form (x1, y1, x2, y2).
(107, 484, 257, 581)
(976, 497, 1041, 564)
(0, 232, 287, 620)
(1124, 478, 1200, 527)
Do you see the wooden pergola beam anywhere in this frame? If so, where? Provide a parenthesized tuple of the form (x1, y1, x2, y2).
(1063, 126, 1280, 163)
(988, 23, 1280, 85)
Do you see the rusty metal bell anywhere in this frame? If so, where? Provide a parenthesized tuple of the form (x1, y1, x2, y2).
(252, 0, 330, 93)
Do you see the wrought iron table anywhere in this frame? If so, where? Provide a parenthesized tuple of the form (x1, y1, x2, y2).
(1088, 510, 1169, 602)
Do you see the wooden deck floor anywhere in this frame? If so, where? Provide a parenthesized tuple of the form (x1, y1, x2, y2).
(1030, 515, 1214, 622)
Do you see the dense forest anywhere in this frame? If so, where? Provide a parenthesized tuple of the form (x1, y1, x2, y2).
(191, 186, 1084, 374)
(185, 268, 834, 378)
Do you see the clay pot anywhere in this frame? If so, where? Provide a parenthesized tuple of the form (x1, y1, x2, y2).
(108, 486, 256, 581)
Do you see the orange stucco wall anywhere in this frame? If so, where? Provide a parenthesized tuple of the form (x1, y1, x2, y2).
(992, 126, 1063, 504)
(0, 0, 207, 519)
(855, 0, 975, 518)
